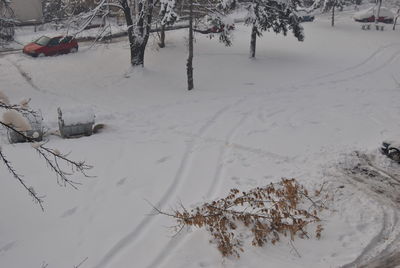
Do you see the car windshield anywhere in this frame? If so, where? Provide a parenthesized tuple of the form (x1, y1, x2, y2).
(34, 36, 50, 46)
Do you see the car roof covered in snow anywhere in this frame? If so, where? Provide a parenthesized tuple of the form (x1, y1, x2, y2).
(353, 6, 394, 20)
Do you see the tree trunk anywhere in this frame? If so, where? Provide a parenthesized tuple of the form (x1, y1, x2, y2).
(121, 0, 153, 67)
(159, 24, 166, 48)
(186, 0, 194, 91)
(331, 5, 335, 27)
(130, 41, 146, 66)
(121, 1, 139, 66)
(250, 24, 257, 58)
(375, 0, 382, 24)
(393, 11, 399, 30)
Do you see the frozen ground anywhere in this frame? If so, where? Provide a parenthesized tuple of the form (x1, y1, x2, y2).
(1, 7, 400, 268)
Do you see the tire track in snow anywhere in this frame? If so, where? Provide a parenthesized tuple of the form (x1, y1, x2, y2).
(320, 49, 400, 86)
(145, 99, 295, 268)
(8, 59, 44, 93)
(360, 211, 400, 268)
(8, 59, 82, 102)
(338, 153, 400, 268)
(312, 43, 400, 81)
(146, 106, 253, 268)
(93, 97, 246, 268)
(340, 183, 397, 268)
(286, 45, 400, 94)
(340, 189, 400, 268)
(169, 131, 293, 162)
(205, 110, 252, 199)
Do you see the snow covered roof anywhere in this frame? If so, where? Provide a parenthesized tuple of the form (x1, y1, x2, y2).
(58, 107, 95, 126)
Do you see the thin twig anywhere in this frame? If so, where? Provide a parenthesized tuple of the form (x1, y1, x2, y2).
(74, 257, 88, 268)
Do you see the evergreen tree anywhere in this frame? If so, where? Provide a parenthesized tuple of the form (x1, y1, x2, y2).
(158, 0, 178, 47)
(244, 0, 304, 58)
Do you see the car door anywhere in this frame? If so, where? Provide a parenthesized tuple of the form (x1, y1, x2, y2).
(59, 36, 72, 53)
(46, 37, 61, 56)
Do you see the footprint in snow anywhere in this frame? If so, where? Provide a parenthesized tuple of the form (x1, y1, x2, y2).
(156, 156, 170, 164)
(61, 206, 78, 218)
(231, 176, 241, 185)
(0, 241, 17, 254)
(116, 177, 128, 186)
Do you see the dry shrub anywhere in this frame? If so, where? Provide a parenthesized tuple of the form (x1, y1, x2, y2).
(159, 178, 327, 257)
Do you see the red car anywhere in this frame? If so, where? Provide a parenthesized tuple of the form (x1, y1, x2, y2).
(23, 36, 78, 57)
(354, 7, 394, 24)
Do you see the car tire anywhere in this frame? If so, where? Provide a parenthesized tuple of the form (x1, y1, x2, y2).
(70, 47, 78, 53)
(38, 53, 45, 57)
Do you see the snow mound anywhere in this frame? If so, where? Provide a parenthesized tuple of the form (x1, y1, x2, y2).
(2, 110, 32, 132)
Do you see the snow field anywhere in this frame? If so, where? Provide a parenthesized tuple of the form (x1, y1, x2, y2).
(1, 7, 400, 267)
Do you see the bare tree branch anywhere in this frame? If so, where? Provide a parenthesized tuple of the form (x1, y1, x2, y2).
(156, 179, 327, 257)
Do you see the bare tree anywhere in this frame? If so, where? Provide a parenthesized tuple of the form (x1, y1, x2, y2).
(69, 0, 155, 66)
(393, 7, 400, 30)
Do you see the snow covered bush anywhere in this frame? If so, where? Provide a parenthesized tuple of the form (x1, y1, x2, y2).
(159, 178, 326, 257)
(2, 110, 32, 132)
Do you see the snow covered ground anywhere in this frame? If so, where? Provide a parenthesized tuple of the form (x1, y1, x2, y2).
(1, 7, 400, 268)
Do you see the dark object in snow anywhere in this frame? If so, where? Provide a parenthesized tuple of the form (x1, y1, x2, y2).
(23, 35, 78, 57)
(361, 24, 372, 30)
(361, 24, 384, 30)
(299, 15, 315, 22)
(7, 112, 43, 143)
(58, 107, 95, 138)
(380, 141, 400, 162)
(194, 23, 235, 34)
(194, 16, 235, 34)
(92, 123, 105, 134)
